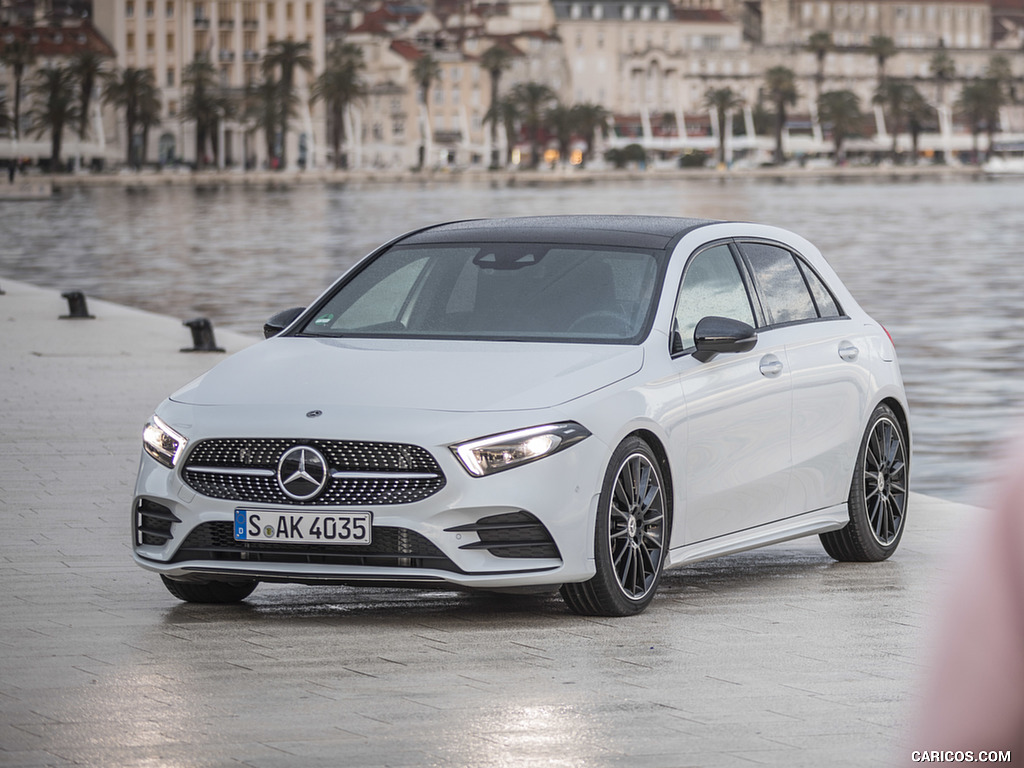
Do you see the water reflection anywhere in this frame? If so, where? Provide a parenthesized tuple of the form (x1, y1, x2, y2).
(2, 176, 1022, 502)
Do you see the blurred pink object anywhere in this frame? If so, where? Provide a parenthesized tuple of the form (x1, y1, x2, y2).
(909, 435, 1024, 754)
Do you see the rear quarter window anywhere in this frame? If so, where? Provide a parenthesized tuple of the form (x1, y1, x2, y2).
(738, 241, 841, 326)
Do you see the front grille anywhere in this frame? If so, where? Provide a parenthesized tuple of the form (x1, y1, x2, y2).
(181, 438, 446, 506)
(447, 511, 561, 559)
(171, 521, 461, 572)
(135, 498, 180, 546)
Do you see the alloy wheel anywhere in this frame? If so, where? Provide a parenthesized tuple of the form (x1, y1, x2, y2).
(608, 453, 666, 599)
(863, 416, 907, 546)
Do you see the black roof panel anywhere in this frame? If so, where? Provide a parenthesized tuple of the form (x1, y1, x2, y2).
(399, 215, 719, 250)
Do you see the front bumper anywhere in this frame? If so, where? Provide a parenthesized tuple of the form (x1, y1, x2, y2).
(132, 432, 608, 590)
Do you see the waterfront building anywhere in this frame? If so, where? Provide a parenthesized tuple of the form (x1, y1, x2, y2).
(90, 0, 327, 168)
(550, 0, 1022, 162)
(347, 1, 567, 169)
(4, 0, 1023, 168)
(0, 3, 115, 165)
(554, 1, 746, 116)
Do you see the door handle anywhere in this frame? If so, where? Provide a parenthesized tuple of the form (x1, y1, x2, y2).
(839, 342, 859, 362)
(759, 355, 784, 378)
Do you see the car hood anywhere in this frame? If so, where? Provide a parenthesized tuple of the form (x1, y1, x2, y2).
(169, 337, 644, 413)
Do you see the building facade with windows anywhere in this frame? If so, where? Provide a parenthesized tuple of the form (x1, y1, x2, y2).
(348, 3, 568, 169)
(0, 4, 116, 164)
(549, 0, 1019, 158)
(92, 0, 326, 167)
(761, 0, 991, 49)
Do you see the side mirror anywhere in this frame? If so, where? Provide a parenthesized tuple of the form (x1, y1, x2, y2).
(263, 307, 305, 339)
(693, 316, 757, 363)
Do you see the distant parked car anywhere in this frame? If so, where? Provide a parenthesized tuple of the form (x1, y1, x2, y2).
(134, 215, 910, 616)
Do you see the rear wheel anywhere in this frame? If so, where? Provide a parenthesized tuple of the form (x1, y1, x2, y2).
(561, 437, 668, 616)
(820, 404, 908, 562)
(161, 575, 258, 604)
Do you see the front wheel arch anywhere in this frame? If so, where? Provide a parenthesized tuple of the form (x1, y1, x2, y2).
(625, 428, 675, 538)
(561, 435, 672, 616)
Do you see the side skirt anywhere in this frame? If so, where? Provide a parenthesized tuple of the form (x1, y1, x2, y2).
(666, 504, 849, 568)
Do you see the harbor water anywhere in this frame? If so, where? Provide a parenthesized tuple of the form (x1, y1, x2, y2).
(2, 173, 1022, 503)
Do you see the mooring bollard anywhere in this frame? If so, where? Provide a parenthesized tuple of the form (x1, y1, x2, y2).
(59, 291, 95, 319)
(181, 317, 225, 353)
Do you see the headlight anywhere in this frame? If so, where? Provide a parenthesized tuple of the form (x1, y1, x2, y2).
(142, 415, 188, 468)
(451, 422, 591, 477)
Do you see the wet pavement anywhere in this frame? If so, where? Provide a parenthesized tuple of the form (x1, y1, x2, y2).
(0, 278, 985, 767)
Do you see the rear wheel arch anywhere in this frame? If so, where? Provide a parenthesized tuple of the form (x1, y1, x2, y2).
(879, 397, 911, 459)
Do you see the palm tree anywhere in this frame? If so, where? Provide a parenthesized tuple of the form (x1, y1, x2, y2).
(0, 93, 11, 135)
(181, 57, 230, 168)
(569, 102, 609, 167)
(957, 79, 1004, 162)
(102, 66, 160, 169)
(904, 86, 932, 163)
(873, 79, 913, 161)
(985, 54, 1016, 103)
(480, 45, 513, 169)
(703, 86, 743, 166)
(929, 48, 956, 106)
(868, 35, 897, 89)
(511, 81, 556, 168)
(545, 102, 574, 166)
(0, 37, 36, 141)
(310, 42, 366, 170)
(817, 90, 861, 165)
(764, 66, 798, 165)
(26, 65, 79, 170)
(244, 78, 285, 169)
(137, 85, 164, 168)
(483, 94, 520, 167)
(412, 53, 440, 170)
(261, 40, 314, 168)
(68, 50, 108, 142)
(807, 31, 832, 101)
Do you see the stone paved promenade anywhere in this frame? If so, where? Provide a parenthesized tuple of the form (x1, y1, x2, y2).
(0, 278, 985, 768)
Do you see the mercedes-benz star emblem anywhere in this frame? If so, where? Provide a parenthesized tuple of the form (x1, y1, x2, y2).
(277, 446, 329, 501)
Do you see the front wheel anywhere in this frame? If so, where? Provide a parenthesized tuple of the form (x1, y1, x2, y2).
(561, 437, 668, 616)
(161, 575, 258, 604)
(820, 404, 909, 562)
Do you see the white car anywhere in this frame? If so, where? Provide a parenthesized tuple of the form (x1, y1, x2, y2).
(133, 215, 910, 616)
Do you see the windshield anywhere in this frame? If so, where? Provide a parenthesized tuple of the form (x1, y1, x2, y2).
(301, 243, 664, 343)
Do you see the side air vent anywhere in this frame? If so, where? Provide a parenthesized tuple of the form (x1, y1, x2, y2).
(135, 498, 181, 546)
(446, 511, 561, 559)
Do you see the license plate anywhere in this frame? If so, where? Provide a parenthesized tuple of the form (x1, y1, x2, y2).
(234, 509, 372, 545)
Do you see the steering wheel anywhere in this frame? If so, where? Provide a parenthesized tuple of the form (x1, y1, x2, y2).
(568, 311, 633, 336)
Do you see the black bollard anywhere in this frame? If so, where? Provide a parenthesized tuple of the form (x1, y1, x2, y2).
(181, 317, 225, 353)
(59, 291, 95, 319)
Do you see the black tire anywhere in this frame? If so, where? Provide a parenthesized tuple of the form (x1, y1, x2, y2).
(161, 575, 258, 604)
(561, 437, 668, 616)
(820, 404, 909, 562)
